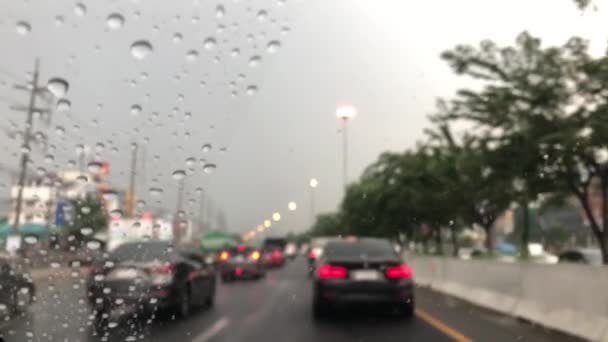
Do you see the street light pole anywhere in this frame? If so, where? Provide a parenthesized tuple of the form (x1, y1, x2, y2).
(309, 178, 318, 227)
(336, 106, 356, 190)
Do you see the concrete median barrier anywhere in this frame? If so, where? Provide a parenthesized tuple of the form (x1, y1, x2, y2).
(406, 253, 608, 341)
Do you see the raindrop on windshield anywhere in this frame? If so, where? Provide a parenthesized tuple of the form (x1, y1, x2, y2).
(230, 48, 240, 57)
(248, 55, 262, 67)
(15, 21, 31, 35)
(203, 37, 217, 50)
(280, 26, 290, 35)
(195, 187, 203, 194)
(56, 99, 71, 111)
(87, 161, 102, 173)
(216, 5, 226, 18)
(74, 3, 87, 16)
(47, 78, 69, 97)
(267, 40, 281, 54)
(186, 50, 199, 62)
(44, 154, 54, 163)
(130, 104, 142, 116)
(80, 227, 93, 236)
(106, 13, 125, 30)
(55, 16, 65, 26)
(256, 10, 268, 21)
(173, 33, 183, 43)
(185, 157, 196, 167)
(24, 236, 38, 245)
(202, 143, 212, 152)
(203, 163, 217, 174)
(172, 170, 186, 180)
(149, 187, 163, 197)
(130, 40, 153, 60)
(87, 240, 101, 250)
(55, 126, 65, 136)
(246, 85, 258, 96)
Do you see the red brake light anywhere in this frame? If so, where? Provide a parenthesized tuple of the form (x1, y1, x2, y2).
(317, 264, 347, 279)
(149, 263, 176, 273)
(272, 250, 282, 258)
(385, 264, 412, 279)
(308, 250, 316, 260)
(237, 244, 246, 252)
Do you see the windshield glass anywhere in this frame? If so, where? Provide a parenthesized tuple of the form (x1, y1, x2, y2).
(2, 1, 608, 341)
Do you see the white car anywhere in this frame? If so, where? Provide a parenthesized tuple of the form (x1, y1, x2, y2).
(284, 243, 297, 260)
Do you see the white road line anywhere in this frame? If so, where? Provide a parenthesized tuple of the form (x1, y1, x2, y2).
(193, 317, 230, 342)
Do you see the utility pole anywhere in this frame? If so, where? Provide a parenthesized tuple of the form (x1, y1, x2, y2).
(198, 190, 205, 233)
(12, 59, 43, 236)
(174, 177, 185, 240)
(126, 143, 138, 218)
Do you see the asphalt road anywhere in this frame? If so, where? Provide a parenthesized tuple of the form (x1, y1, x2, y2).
(0, 258, 585, 342)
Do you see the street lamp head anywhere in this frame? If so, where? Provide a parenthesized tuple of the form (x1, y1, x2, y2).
(272, 212, 281, 222)
(264, 219, 272, 228)
(336, 105, 356, 120)
(288, 201, 297, 211)
(309, 178, 318, 188)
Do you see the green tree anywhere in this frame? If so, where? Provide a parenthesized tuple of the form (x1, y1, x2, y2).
(309, 212, 346, 237)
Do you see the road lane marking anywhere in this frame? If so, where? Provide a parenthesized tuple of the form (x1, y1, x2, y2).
(193, 317, 229, 342)
(415, 308, 473, 342)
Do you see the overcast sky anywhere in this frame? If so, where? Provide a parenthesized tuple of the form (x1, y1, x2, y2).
(1, 0, 608, 235)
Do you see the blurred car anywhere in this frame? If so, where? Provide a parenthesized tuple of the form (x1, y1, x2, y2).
(284, 243, 298, 260)
(0, 254, 35, 315)
(308, 237, 339, 276)
(311, 238, 414, 319)
(67, 239, 106, 267)
(558, 248, 602, 266)
(218, 244, 265, 281)
(86, 241, 216, 329)
(263, 246, 285, 268)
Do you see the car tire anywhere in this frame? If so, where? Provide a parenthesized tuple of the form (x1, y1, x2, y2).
(312, 297, 329, 320)
(177, 287, 191, 318)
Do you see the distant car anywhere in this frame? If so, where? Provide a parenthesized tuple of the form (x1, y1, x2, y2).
(0, 254, 35, 315)
(308, 237, 339, 276)
(558, 248, 602, 266)
(263, 246, 285, 267)
(284, 243, 298, 260)
(311, 238, 415, 319)
(86, 241, 216, 330)
(218, 244, 265, 281)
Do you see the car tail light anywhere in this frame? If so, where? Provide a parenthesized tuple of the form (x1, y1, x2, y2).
(308, 250, 316, 260)
(149, 263, 176, 274)
(317, 264, 347, 279)
(385, 264, 413, 279)
(236, 244, 246, 252)
(250, 250, 261, 260)
(271, 250, 282, 259)
(219, 251, 230, 261)
(148, 263, 176, 285)
(235, 267, 243, 276)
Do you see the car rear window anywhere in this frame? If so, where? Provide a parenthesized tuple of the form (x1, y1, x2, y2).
(110, 242, 175, 262)
(324, 240, 397, 259)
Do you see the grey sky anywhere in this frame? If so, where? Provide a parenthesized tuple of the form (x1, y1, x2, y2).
(1, 0, 607, 235)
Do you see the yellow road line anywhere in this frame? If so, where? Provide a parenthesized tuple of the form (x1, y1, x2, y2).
(415, 308, 474, 342)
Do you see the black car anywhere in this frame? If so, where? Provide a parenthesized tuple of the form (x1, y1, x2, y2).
(218, 244, 265, 281)
(86, 241, 216, 328)
(0, 254, 35, 316)
(311, 238, 414, 319)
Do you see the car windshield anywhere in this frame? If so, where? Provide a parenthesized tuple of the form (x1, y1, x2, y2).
(110, 241, 175, 262)
(324, 240, 397, 260)
(3, 1, 608, 341)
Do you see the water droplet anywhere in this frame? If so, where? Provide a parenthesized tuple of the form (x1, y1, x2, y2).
(203, 37, 217, 50)
(256, 10, 268, 21)
(74, 3, 87, 16)
(24, 236, 38, 245)
(172, 170, 186, 180)
(185, 157, 196, 167)
(106, 13, 125, 30)
(267, 40, 281, 54)
(230, 48, 240, 57)
(87, 161, 103, 174)
(87, 240, 101, 250)
(203, 163, 217, 174)
(186, 50, 199, 62)
(201, 143, 212, 152)
(56, 99, 71, 111)
(173, 33, 183, 43)
(130, 40, 153, 60)
(55, 126, 65, 136)
(280, 26, 290, 35)
(248, 55, 262, 67)
(111, 209, 123, 219)
(55, 15, 65, 26)
(130, 104, 142, 116)
(216, 5, 226, 18)
(44, 154, 55, 163)
(246, 85, 258, 96)
(47, 78, 69, 97)
(277, 0, 287, 6)
(16, 21, 31, 35)
(149, 187, 163, 197)
(80, 227, 93, 236)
